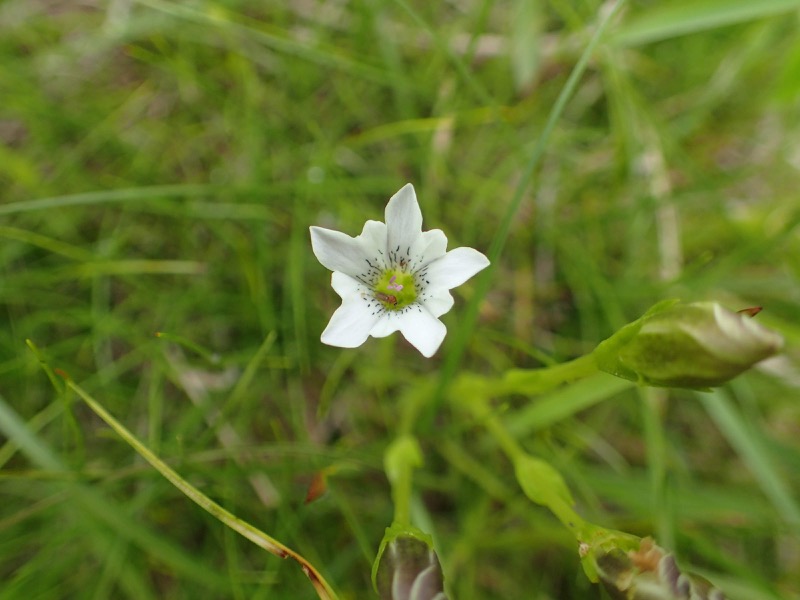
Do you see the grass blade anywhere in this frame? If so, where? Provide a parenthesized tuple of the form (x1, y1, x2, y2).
(0, 394, 230, 591)
(614, 0, 800, 46)
(64, 376, 341, 600)
(698, 388, 800, 530)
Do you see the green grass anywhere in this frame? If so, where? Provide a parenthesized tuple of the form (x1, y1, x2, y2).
(2, 0, 800, 598)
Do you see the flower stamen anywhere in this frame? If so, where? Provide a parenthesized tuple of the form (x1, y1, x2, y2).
(387, 275, 404, 291)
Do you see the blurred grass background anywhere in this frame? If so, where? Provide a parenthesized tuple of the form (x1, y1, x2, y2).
(2, 0, 800, 598)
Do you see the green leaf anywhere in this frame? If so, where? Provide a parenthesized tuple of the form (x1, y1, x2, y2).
(510, 0, 544, 92)
(614, 0, 800, 46)
(699, 389, 800, 531)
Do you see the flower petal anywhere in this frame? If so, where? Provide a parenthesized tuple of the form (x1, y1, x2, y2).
(406, 228, 447, 272)
(367, 305, 447, 357)
(357, 220, 389, 272)
(398, 307, 447, 357)
(418, 229, 447, 260)
(419, 288, 454, 318)
(369, 310, 405, 339)
(409, 563, 445, 600)
(421, 246, 490, 290)
(329, 271, 367, 299)
(321, 302, 381, 348)
(320, 272, 381, 348)
(385, 183, 423, 262)
(310, 226, 366, 278)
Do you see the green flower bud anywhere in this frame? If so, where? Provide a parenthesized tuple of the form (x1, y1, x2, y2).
(593, 300, 783, 389)
(373, 524, 447, 600)
(588, 537, 727, 600)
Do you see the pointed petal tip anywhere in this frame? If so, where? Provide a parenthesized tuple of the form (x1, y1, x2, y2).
(320, 329, 364, 349)
(320, 300, 380, 348)
(418, 345, 438, 359)
(386, 183, 420, 214)
(385, 183, 424, 260)
(411, 338, 439, 358)
(309, 225, 330, 247)
(400, 309, 447, 358)
(309, 226, 367, 277)
(320, 335, 357, 349)
(309, 225, 326, 248)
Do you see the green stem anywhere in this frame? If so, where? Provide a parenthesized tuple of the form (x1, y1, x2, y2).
(501, 353, 599, 396)
(398, 379, 435, 437)
(384, 435, 423, 527)
(477, 401, 525, 462)
(393, 472, 412, 526)
(463, 387, 592, 539)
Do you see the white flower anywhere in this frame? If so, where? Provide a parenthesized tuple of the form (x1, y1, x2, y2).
(310, 183, 490, 357)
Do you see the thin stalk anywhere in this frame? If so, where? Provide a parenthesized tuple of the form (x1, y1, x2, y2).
(464, 392, 590, 539)
(501, 353, 599, 395)
(384, 435, 423, 527)
(65, 378, 340, 600)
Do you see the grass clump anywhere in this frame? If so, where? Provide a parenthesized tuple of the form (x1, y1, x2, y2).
(1, 1, 799, 598)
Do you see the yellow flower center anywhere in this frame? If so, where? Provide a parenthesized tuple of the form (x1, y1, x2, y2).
(373, 270, 417, 310)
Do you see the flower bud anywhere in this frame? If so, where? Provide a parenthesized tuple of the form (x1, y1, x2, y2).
(373, 524, 447, 600)
(588, 537, 727, 600)
(593, 300, 783, 389)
